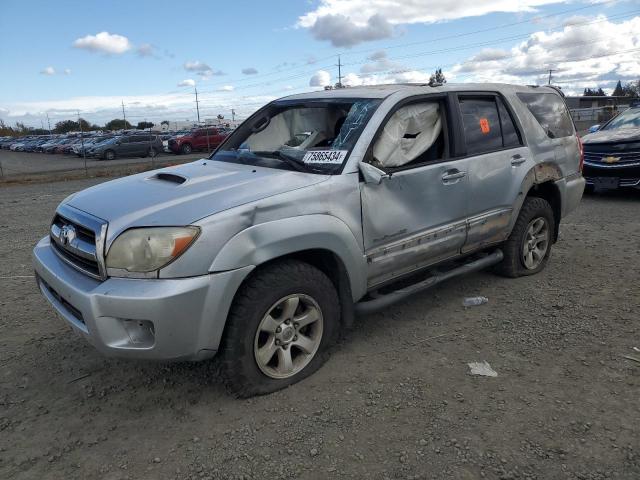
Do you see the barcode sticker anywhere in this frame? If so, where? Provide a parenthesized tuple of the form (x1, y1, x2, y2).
(302, 150, 348, 164)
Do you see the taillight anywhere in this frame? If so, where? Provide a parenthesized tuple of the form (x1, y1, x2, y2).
(577, 135, 584, 172)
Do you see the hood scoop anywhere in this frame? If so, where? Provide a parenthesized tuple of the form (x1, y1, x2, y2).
(151, 172, 187, 185)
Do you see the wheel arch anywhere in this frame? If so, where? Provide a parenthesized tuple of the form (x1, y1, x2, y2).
(210, 214, 368, 303)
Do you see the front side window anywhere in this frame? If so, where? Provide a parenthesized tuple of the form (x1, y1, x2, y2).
(212, 98, 382, 174)
(517, 92, 574, 139)
(372, 101, 444, 168)
(602, 108, 640, 130)
(459, 97, 503, 155)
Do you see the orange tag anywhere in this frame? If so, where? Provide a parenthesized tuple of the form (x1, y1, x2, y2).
(479, 118, 490, 134)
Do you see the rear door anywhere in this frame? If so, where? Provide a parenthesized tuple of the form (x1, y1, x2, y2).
(453, 93, 530, 252)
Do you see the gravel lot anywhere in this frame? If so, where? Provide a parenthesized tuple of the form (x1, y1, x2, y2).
(1, 177, 639, 480)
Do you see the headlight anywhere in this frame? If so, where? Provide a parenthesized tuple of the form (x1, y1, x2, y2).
(106, 226, 200, 274)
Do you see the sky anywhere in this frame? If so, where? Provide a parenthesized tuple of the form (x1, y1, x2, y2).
(1, 0, 639, 128)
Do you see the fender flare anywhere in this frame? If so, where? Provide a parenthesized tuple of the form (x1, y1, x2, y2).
(210, 214, 368, 300)
(506, 162, 562, 237)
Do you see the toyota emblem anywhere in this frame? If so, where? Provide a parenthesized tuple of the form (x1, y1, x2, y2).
(60, 225, 76, 246)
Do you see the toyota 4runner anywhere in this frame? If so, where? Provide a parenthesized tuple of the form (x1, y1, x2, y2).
(33, 83, 585, 397)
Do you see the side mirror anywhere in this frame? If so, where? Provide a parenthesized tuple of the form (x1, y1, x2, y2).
(359, 161, 389, 185)
(588, 124, 601, 133)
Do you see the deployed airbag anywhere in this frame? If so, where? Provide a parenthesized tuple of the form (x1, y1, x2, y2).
(373, 103, 441, 167)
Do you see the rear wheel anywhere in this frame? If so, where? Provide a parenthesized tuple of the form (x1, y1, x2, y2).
(148, 147, 158, 158)
(495, 197, 554, 277)
(219, 260, 339, 397)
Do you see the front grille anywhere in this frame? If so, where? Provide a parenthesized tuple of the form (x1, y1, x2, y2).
(583, 144, 640, 165)
(49, 206, 106, 280)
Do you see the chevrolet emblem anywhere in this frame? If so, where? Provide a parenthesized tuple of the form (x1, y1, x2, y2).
(602, 156, 620, 164)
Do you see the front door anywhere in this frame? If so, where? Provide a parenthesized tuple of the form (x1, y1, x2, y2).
(360, 98, 470, 288)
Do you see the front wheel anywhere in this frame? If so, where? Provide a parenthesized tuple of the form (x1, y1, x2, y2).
(148, 147, 158, 158)
(104, 149, 116, 161)
(219, 260, 339, 397)
(495, 197, 554, 277)
(180, 143, 192, 154)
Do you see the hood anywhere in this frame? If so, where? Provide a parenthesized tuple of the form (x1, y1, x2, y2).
(66, 160, 328, 243)
(582, 127, 640, 144)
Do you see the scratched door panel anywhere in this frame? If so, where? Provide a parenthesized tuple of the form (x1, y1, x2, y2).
(361, 159, 471, 287)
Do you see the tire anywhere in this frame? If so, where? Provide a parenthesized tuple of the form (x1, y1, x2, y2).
(495, 197, 555, 278)
(219, 260, 340, 398)
(104, 149, 116, 161)
(148, 147, 158, 158)
(180, 143, 192, 155)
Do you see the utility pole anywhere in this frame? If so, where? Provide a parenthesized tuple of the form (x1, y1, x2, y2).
(231, 109, 236, 123)
(336, 55, 343, 88)
(121, 100, 127, 129)
(78, 110, 87, 175)
(547, 69, 556, 85)
(194, 87, 201, 124)
(46, 113, 52, 137)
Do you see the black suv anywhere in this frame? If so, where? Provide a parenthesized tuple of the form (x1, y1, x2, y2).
(91, 134, 164, 160)
(582, 103, 640, 190)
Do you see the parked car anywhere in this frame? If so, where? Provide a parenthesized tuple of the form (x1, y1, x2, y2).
(582, 103, 640, 190)
(168, 127, 229, 154)
(33, 83, 584, 397)
(91, 134, 163, 160)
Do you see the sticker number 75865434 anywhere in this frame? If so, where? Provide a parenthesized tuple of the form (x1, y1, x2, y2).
(302, 150, 348, 164)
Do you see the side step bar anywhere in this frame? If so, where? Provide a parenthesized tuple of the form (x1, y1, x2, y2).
(354, 249, 504, 315)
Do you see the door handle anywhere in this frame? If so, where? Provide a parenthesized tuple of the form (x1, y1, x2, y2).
(441, 170, 466, 182)
(511, 154, 526, 166)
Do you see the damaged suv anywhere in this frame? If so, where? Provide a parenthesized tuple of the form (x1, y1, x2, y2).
(33, 84, 584, 397)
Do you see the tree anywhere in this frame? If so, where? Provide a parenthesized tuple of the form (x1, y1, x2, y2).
(136, 121, 154, 130)
(160, 120, 170, 127)
(54, 118, 91, 133)
(429, 68, 446, 87)
(612, 80, 624, 96)
(621, 80, 640, 98)
(583, 88, 606, 97)
(104, 119, 132, 131)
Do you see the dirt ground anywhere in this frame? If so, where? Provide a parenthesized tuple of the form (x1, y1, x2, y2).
(0, 177, 638, 480)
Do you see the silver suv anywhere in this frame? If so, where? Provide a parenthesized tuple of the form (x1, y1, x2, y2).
(33, 83, 585, 396)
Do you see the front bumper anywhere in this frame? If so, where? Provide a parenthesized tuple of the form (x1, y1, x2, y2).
(583, 161, 640, 189)
(33, 236, 253, 361)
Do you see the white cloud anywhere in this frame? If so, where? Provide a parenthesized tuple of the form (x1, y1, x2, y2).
(309, 70, 332, 87)
(218, 85, 234, 91)
(308, 13, 394, 47)
(449, 15, 640, 88)
(177, 79, 196, 87)
(299, 0, 566, 46)
(242, 67, 258, 75)
(184, 60, 224, 78)
(137, 43, 155, 57)
(40, 66, 56, 76)
(360, 50, 404, 73)
(63, 68, 72, 75)
(73, 32, 132, 54)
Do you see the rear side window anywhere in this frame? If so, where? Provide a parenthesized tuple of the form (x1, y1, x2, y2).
(496, 97, 522, 148)
(517, 92, 574, 139)
(459, 97, 503, 155)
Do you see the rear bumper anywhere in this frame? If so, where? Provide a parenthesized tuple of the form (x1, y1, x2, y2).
(33, 236, 253, 361)
(557, 173, 585, 218)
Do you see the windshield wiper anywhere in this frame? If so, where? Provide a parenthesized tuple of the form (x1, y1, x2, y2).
(251, 150, 318, 173)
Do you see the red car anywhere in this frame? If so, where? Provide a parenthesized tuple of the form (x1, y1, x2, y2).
(168, 127, 229, 154)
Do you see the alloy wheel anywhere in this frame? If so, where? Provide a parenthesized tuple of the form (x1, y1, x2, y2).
(253, 294, 323, 379)
(521, 217, 549, 270)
